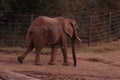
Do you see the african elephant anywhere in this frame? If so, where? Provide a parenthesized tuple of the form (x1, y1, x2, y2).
(17, 16, 81, 66)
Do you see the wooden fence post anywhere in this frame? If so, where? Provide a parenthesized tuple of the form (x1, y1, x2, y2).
(119, 24, 120, 38)
(119, 12, 120, 39)
(108, 12, 112, 42)
(88, 15, 92, 47)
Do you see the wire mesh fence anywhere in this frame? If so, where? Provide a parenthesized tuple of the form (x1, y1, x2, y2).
(0, 11, 120, 47)
(0, 13, 37, 47)
(87, 12, 120, 46)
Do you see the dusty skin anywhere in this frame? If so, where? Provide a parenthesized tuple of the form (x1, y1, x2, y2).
(0, 51, 120, 80)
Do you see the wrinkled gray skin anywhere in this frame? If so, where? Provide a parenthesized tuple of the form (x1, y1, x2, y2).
(17, 16, 81, 66)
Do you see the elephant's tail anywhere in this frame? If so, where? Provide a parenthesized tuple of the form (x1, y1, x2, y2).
(25, 30, 34, 47)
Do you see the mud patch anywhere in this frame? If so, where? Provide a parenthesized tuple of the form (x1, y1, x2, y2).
(71, 57, 120, 68)
(1, 52, 120, 80)
(77, 57, 104, 62)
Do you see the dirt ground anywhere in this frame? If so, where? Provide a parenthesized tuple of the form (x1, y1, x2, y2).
(0, 51, 120, 80)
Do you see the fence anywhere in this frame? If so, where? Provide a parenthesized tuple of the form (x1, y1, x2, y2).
(87, 12, 120, 46)
(0, 12, 120, 47)
(78, 11, 120, 46)
(0, 14, 35, 47)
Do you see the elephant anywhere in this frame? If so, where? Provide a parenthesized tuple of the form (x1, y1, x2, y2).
(17, 16, 81, 66)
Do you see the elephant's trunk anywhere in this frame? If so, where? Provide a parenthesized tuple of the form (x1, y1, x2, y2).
(72, 38, 77, 66)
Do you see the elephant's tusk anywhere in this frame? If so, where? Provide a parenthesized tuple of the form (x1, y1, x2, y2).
(76, 36, 82, 42)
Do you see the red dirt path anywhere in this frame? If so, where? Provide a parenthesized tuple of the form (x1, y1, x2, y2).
(0, 51, 120, 80)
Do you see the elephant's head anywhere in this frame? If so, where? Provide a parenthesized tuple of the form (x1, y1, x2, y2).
(63, 19, 81, 41)
(63, 18, 81, 66)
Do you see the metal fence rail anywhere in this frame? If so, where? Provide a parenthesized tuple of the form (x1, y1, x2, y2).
(0, 14, 34, 47)
(0, 12, 120, 47)
(79, 12, 120, 46)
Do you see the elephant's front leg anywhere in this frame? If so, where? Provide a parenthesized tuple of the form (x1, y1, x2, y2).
(61, 45, 69, 66)
(61, 37, 69, 66)
(48, 45, 57, 65)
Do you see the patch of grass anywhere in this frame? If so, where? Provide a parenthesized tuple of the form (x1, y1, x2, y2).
(0, 46, 74, 55)
(0, 47, 62, 54)
(0, 47, 24, 52)
(78, 40, 120, 53)
(0, 40, 120, 54)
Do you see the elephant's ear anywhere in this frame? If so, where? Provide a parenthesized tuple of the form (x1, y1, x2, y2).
(63, 19, 74, 38)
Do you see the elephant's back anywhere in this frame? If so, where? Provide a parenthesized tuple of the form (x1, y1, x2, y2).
(30, 16, 60, 28)
(27, 16, 63, 46)
(30, 16, 46, 27)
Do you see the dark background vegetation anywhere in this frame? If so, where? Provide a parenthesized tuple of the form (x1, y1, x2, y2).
(1, 0, 120, 17)
(0, 0, 120, 47)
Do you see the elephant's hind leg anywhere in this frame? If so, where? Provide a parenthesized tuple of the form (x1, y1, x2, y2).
(48, 45, 57, 65)
(34, 47, 42, 65)
(17, 43, 34, 63)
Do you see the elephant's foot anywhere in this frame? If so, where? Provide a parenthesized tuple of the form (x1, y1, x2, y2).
(17, 56, 24, 63)
(48, 61, 55, 65)
(63, 62, 69, 66)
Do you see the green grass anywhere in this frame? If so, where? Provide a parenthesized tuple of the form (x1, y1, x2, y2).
(0, 47, 62, 54)
(0, 40, 120, 54)
(0, 47, 24, 52)
(78, 40, 120, 53)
